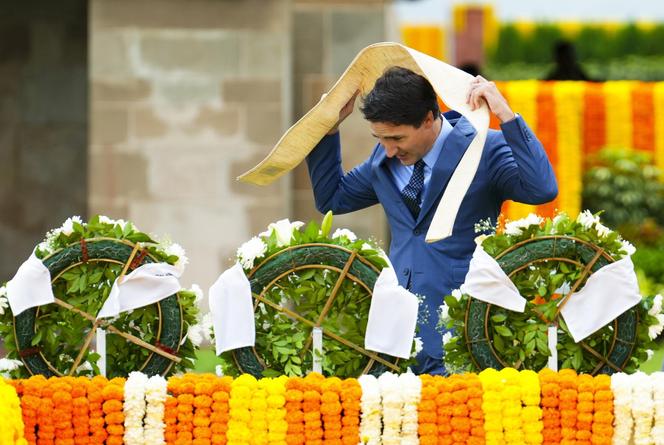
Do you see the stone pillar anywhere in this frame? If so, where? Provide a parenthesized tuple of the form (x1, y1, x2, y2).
(0, 0, 88, 281)
(89, 0, 292, 289)
(292, 0, 390, 248)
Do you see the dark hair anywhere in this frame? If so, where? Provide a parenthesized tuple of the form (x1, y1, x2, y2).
(360, 66, 439, 128)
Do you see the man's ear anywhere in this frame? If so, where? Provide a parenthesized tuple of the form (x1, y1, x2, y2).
(423, 111, 435, 128)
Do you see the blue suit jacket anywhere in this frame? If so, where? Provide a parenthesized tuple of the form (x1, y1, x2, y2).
(306, 111, 558, 370)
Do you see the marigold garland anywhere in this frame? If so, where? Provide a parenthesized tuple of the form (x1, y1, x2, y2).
(320, 377, 343, 445)
(302, 373, 324, 445)
(0, 377, 27, 445)
(227, 374, 256, 445)
(339, 378, 361, 445)
(417, 375, 438, 445)
(358, 374, 381, 445)
(559, 369, 578, 445)
(210, 376, 232, 445)
(284, 377, 305, 445)
(591, 374, 613, 445)
(103, 377, 126, 445)
(539, 369, 562, 445)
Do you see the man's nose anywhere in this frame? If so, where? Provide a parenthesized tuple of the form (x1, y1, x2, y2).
(384, 144, 398, 158)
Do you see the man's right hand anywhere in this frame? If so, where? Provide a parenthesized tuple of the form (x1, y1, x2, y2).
(326, 91, 359, 135)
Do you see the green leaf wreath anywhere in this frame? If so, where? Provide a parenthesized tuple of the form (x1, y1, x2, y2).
(218, 212, 420, 378)
(440, 211, 664, 374)
(0, 215, 206, 378)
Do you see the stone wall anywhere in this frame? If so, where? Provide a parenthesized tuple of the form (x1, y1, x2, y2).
(291, 0, 390, 248)
(0, 0, 88, 281)
(89, 0, 292, 290)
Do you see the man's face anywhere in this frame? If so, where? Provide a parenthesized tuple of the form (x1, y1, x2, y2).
(369, 112, 436, 166)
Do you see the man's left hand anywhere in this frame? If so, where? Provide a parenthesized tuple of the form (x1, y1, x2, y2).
(466, 76, 516, 123)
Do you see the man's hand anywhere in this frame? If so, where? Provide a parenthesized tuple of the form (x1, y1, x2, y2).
(326, 90, 359, 135)
(466, 76, 516, 123)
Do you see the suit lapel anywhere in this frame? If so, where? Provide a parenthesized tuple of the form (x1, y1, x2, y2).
(372, 149, 416, 222)
(417, 117, 477, 225)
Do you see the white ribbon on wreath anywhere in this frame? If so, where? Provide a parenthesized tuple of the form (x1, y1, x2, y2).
(460, 244, 642, 368)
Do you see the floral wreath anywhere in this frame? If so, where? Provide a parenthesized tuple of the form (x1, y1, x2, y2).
(0, 215, 210, 378)
(440, 211, 664, 375)
(218, 212, 420, 378)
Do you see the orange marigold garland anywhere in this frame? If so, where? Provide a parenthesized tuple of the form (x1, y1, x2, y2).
(591, 374, 613, 445)
(71, 377, 90, 445)
(20, 375, 46, 445)
(418, 375, 438, 445)
(193, 375, 215, 445)
(88, 376, 109, 445)
(320, 377, 343, 445)
(465, 373, 485, 445)
(339, 378, 361, 445)
(448, 374, 471, 445)
(102, 377, 126, 445)
(539, 369, 562, 445)
(285, 377, 305, 445)
(303, 373, 324, 445)
(37, 377, 56, 445)
(434, 375, 454, 445)
(210, 376, 232, 445)
(558, 369, 578, 445)
(576, 374, 594, 445)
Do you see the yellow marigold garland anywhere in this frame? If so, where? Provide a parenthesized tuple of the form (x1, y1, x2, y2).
(227, 374, 256, 445)
(479, 368, 504, 445)
(520, 370, 543, 445)
(265, 376, 288, 445)
(0, 377, 27, 445)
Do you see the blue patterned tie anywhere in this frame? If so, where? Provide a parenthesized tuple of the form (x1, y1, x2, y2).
(401, 159, 426, 219)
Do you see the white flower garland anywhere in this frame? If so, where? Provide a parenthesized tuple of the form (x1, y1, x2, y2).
(124, 371, 149, 445)
(399, 373, 421, 445)
(611, 372, 633, 445)
(144, 375, 168, 445)
(358, 374, 382, 445)
(651, 372, 664, 445)
(632, 371, 655, 445)
(378, 372, 403, 445)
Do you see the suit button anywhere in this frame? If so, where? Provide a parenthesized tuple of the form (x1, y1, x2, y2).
(403, 267, 410, 276)
(413, 228, 421, 236)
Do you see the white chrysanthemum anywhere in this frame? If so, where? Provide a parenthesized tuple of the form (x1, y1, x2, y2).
(442, 331, 453, 345)
(191, 284, 204, 304)
(412, 337, 423, 357)
(144, 375, 167, 445)
(260, 219, 304, 247)
(621, 239, 636, 256)
(648, 314, 664, 340)
(439, 303, 450, 322)
(451, 288, 462, 300)
(378, 372, 403, 445)
(0, 287, 7, 316)
(649, 294, 663, 316)
(552, 212, 567, 226)
(399, 372, 421, 445)
(358, 375, 382, 445)
(647, 349, 655, 361)
(124, 372, 149, 445)
(0, 358, 23, 376)
(576, 210, 600, 229)
(594, 222, 611, 238)
(331, 228, 357, 241)
(99, 215, 114, 225)
(186, 323, 204, 347)
(37, 241, 53, 255)
(237, 236, 268, 270)
(504, 213, 543, 236)
(164, 242, 188, 273)
(60, 216, 83, 236)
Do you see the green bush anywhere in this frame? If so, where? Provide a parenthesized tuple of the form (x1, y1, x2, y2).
(582, 148, 664, 229)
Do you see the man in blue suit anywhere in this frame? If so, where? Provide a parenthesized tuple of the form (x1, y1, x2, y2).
(306, 67, 558, 374)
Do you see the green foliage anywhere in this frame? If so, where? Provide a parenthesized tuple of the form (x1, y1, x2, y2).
(220, 214, 415, 378)
(582, 148, 664, 229)
(441, 212, 660, 374)
(0, 215, 200, 378)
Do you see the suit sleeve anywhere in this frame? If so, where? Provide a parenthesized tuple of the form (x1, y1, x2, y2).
(306, 132, 379, 214)
(488, 115, 558, 204)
